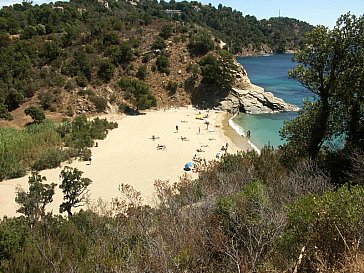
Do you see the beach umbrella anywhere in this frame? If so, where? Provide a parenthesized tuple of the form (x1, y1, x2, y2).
(184, 161, 194, 170)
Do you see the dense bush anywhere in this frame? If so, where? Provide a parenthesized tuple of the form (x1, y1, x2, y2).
(24, 106, 45, 123)
(0, 104, 12, 120)
(199, 51, 236, 94)
(31, 147, 70, 171)
(90, 95, 108, 113)
(0, 122, 61, 180)
(160, 24, 173, 39)
(136, 65, 148, 80)
(38, 90, 57, 110)
(188, 30, 214, 55)
(152, 36, 167, 50)
(166, 81, 178, 94)
(118, 77, 157, 110)
(77, 89, 95, 97)
(76, 74, 88, 87)
(280, 185, 364, 270)
(156, 55, 170, 75)
(117, 41, 133, 65)
(97, 59, 115, 83)
(0, 117, 117, 181)
(118, 103, 133, 114)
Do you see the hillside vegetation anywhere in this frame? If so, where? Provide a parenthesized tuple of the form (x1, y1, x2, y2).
(0, 0, 312, 125)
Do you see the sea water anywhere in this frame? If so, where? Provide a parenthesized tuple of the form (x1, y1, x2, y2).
(232, 54, 311, 150)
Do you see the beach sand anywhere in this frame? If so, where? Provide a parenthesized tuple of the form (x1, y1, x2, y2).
(0, 106, 253, 217)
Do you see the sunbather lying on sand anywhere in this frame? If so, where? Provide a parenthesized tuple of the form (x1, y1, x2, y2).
(157, 144, 166, 150)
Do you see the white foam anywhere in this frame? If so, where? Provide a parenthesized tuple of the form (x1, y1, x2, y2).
(228, 114, 261, 154)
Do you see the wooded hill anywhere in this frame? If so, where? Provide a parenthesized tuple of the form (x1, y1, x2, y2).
(0, 0, 312, 125)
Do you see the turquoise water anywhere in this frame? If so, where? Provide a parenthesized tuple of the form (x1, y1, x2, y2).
(233, 54, 310, 149)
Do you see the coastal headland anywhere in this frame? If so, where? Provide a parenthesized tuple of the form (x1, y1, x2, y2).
(0, 107, 253, 218)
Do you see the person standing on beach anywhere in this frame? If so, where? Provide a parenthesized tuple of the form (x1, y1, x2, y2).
(176, 125, 179, 132)
(247, 130, 251, 138)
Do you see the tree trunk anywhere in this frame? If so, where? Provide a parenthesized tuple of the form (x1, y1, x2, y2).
(347, 100, 361, 148)
(308, 93, 330, 159)
(67, 209, 73, 218)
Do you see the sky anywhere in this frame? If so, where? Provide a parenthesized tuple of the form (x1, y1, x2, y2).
(196, 0, 364, 28)
(1, 0, 364, 28)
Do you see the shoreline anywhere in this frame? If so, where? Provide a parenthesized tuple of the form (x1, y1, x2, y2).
(236, 51, 295, 58)
(0, 107, 252, 218)
(226, 113, 261, 154)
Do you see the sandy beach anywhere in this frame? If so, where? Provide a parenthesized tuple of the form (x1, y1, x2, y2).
(0, 106, 253, 218)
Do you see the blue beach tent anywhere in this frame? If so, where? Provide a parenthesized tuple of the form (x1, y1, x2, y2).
(184, 161, 194, 170)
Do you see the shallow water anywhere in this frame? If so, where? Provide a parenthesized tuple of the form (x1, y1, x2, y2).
(232, 54, 310, 150)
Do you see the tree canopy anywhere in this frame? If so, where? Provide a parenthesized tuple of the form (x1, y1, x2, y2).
(59, 166, 92, 217)
(281, 13, 364, 160)
(15, 171, 56, 226)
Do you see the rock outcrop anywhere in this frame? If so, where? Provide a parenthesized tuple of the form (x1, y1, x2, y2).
(219, 60, 300, 114)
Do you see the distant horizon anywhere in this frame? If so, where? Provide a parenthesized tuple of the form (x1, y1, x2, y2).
(1, 0, 364, 28)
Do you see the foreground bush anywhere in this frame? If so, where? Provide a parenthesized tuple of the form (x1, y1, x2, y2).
(279, 185, 364, 271)
(1, 149, 364, 272)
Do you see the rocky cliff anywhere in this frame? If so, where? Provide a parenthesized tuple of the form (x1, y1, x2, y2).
(219, 60, 300, 114)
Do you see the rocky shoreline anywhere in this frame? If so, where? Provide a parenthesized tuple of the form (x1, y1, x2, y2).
(219, 60, 299, 114)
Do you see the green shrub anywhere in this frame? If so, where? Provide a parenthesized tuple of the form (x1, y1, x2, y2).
(280, 185, 364, 268)
(0, 122, 63, 179)
(80, 148, 92, 161)
(188, 30, 214, 55)
(156, 55, 170, 75)
(39, 91, 56, 110)
(65, 80, 76, 91)
(109, 94, 117, 103)
(0, 157, 25, 180)
(118, 103, 132, 114)
(97, 59, 115, 83)
(214, 182, 283, 271)
(32, 147, 70, 171)
(166, 81, 178, 94)
(160, 24, 173, 39)
(178, 25, 188, 33)
(59, 115, 117, 152)
(129, 37, 141, 48)
(136, 65, 148, 80)
(0, 217, 30, 271)
(0, 104, 12, 120)
(118, 77, 157, 110)
(152, 36, 166, 50)
(90, 96, 108, 112)
(53, 74, 66, 87)
(77, 89, 95, 97)
(76, 74, 88, 87)
(142, 54, 151, 63)
(117, 41, 133, 64)
(24, 106, 45, 123)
